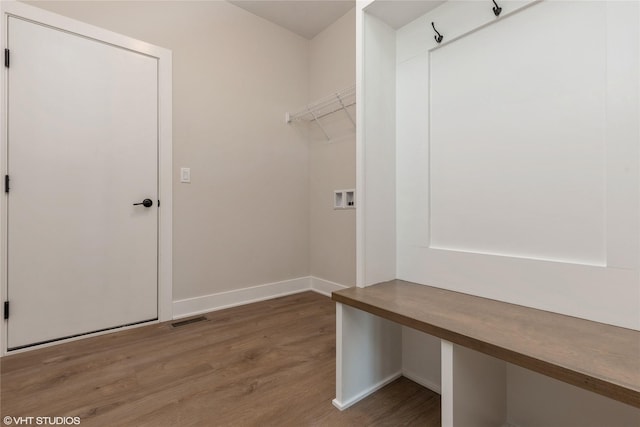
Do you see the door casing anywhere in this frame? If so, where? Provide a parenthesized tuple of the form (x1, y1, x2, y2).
(0, 1, 173, 355)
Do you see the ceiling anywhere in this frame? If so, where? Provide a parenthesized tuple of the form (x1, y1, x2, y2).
(229, 1, 447, 40)
(228, 1, 356, 40)
(364, 1, 445, 29)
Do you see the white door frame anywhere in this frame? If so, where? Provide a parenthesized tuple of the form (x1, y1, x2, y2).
(0, 1, 173, 355)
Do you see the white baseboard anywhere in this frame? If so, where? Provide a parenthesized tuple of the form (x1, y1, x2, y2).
(332, 371, 402, 411)
(310, 276, 349, 297)
(402, 369, 442, 394)
(173, 276, 350, 319)
(5, 276, 348, 355)
(173, 277, 311, 319)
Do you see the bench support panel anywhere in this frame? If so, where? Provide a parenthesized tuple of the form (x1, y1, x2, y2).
(442, 340, 507, 427)
(333, 303, 402, 410)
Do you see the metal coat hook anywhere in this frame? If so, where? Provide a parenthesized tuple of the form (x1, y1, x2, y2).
(492, 0, 502, 16)
(431, 22, 443, 44)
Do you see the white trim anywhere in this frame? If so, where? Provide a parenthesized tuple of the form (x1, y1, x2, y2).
(157, 43, 172, 323)
(310, 276, 349, 297)
(173, 276, 350, 319)
(402, 369, 442, 394)
(0, 0, 172, 355)
(441, 340, 453, 427)
(2, 1, 169, 58)
(3, 275, 346, 354)
(0, 1, 8, 359)
(332, 371, 402, 411)
(173, 277, 312, 319)
(355, 1, 366, 288)
(335, 303, 344, 405)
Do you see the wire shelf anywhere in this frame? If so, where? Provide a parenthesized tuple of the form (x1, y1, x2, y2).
(286, 85, 356, 140)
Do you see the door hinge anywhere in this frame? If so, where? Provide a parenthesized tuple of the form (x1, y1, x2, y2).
(3, 301, 8, 320)
(4, 175, 9, 193)
(4, 49, 9, 68)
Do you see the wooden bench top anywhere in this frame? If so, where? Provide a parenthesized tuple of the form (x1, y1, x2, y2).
(332, 279, 640, 408)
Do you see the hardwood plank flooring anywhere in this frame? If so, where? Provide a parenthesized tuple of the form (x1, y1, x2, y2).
(1, 292, 440, 426)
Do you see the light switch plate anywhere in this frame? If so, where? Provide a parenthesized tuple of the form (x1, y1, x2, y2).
(180, 167, 191, 183)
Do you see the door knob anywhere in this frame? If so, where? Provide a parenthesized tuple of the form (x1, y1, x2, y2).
(133, 198, 153, 208)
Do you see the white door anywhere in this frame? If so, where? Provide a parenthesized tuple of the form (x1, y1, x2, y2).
(6, 16, 159, 349)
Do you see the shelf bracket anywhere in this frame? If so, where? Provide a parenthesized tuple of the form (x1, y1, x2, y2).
(307, 107, 331, 141)
(336, 92, 355, 126)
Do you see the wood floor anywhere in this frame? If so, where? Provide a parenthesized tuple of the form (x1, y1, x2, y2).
(1, 292, 440, 426)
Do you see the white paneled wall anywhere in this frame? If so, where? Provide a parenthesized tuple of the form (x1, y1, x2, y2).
(354, 0, 640, 424)
(395, 0, 639, 331)
(358, 10, 397, 286)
